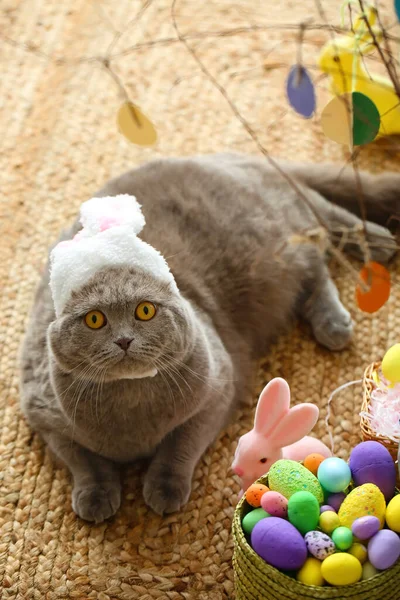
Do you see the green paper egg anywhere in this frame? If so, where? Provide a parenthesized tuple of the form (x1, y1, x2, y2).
(242, 507, 270, 534)
(288, 491, 320, 535)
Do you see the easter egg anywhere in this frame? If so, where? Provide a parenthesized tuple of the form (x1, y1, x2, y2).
(304, 453, 326, 476)
(385, 495, 400, 532)
(382, 343, 400, 384)
(349, 542, 368, 564)
(368, 530, 400, 570)
(260, 491, 288, 518)
(320, 505, 335, 514)
(362, 561, 379, 580)
(296, 557, 324, 586)
(351, 516, 380, 540)
(332, 526, 353, 550)
(268, 460, 323, 503)
(242, 508, 270, 535)
(349, 441, 396, 501)
(321, 553, 362, 586)
(338, 484, 386, 528)
(288, 491, 320, 535)
(305, 531, 335, 560)
(251, 517, 307, 570)
(319, 511, 340, 534)
(245, 483, 269, 508)
(326, 492, 346, 512)
(317, 457, 351, 493)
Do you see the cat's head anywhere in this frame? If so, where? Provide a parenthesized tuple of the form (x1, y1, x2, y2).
(48, 265, 192, 382)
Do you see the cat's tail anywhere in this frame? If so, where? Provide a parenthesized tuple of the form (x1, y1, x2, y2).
(283, 162, 400, 228)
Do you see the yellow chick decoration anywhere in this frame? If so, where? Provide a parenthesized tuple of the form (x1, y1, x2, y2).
(319, 7, 400, 138)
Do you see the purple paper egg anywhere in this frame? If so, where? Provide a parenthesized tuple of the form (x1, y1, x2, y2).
(368, 530, 400, 570)
(321, 505, 335, 514)
(349, 441, 396, 501)
(286, 65, 316, 119)
(327, 492, 346, 512)
(251, 517, 307, 570)
(351, 516, 380, 540)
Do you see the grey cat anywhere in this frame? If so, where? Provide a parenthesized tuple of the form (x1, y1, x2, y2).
(20, 153, 399, 522)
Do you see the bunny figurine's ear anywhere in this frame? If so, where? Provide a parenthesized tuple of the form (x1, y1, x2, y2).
(254, 378, 290, 436)
(268, 403, 319, 449)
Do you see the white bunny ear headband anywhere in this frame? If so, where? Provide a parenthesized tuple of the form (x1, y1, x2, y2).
(49, 194, 178, 317)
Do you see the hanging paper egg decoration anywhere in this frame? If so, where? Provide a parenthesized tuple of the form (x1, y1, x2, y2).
(286, 66, 316, 119)
(321, 92, 380, 146)
(117, 102, 158, 147)
(355, 261, 391, 313)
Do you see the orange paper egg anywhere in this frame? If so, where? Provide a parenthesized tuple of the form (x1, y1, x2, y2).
(245, 483, 270, 507)
(304, 453, 326, 476)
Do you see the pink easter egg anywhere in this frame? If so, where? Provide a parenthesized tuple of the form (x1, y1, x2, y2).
(261, 491, 288, 518)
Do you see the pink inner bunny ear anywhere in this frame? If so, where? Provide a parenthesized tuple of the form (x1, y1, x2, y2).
(254, 378, 291, 436)
(268, 403, 319, 449)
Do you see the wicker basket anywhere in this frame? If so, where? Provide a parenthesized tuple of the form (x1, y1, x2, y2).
(232, 473, 400, 600)
(360, 362, 399, 461)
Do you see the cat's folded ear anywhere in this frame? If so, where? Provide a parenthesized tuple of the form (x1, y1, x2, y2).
(253, 378, 290, 437)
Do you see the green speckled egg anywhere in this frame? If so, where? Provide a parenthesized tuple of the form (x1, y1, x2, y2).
(338, 484, 385, 529)
(268, 460, 324, 503)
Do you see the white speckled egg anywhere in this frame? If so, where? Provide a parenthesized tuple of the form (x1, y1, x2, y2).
(305, 530, 335, 560)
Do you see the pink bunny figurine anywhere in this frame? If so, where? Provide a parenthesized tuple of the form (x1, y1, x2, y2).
(231, 377, 332, 494)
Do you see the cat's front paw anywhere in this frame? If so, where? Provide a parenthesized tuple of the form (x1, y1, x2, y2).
(72, 482, 121, 523)
(143, 467, 191, 515)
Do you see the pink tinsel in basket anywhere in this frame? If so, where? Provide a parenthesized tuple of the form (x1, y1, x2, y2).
(360, 369, 400, 443)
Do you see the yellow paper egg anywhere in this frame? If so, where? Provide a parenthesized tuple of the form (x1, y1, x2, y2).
(362, 561, 379, 580)
(296, 557, 324, 586)
(349, 542, 368, 564)
(319, 511, 340, 534)
(386, 495, 400, 532)
(321, 553, 362, 586)
(338, 484, 385, 529)
(382, 344, 400, 384)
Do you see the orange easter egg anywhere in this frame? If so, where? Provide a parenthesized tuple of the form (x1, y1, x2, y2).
(245, 483, 270, 507)
(304, 453, 326, 476)
(355, 261, 391, 314)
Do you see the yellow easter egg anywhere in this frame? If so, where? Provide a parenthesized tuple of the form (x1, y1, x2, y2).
(296, 557, 324, 586)
(338, 484, 385, 529)
(382, 344, 400, 384)
(319, 511, 340, 534)
(386, 495, 400, 532)
(321, 553, 362, 586)
(349, 542, 368, 564)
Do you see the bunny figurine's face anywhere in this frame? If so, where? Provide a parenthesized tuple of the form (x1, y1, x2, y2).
(231, 431, 283, 488)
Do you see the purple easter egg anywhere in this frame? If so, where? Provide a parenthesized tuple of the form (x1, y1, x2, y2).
(251, 517, 307, 570)
(368, 530, 400, 570)
(321, 505, 335, 514)
(286, 65, 316, 118)
(349, 441, 396, 501)
(327, 492, 346, 512)
(351, 516, 381, 540)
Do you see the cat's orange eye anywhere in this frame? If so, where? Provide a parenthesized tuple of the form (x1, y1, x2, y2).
(135, 301, 156, 322)
(84, 310, 106, 329)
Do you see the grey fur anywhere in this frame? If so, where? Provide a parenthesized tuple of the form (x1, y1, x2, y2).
(20, 154, 398, 521)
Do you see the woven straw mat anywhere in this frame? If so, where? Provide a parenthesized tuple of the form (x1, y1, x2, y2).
(0, 0, 399, 598)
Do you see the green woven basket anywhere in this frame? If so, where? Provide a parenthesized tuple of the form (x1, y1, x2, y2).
(232, 474, 400, 600)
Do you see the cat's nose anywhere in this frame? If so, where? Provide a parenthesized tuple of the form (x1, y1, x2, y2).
(114, 337, 133, 352)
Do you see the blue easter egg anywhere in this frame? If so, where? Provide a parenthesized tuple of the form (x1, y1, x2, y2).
(317, 457, 351, 493)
